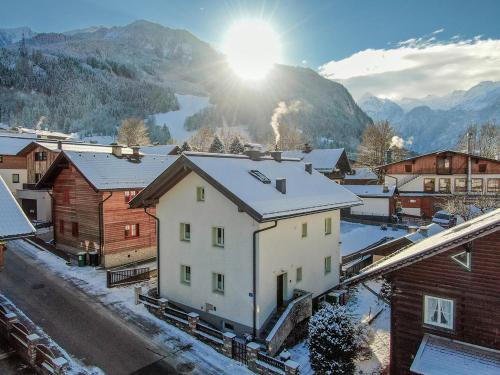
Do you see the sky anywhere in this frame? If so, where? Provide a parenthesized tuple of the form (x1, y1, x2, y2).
(2, 0, 500, 100)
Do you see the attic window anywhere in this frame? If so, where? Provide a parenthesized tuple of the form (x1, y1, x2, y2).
(249, 170, 271, 184)
(451, 251, 471, 271)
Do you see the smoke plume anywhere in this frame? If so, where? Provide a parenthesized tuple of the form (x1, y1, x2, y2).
(270, 101, 301, 146)
(390, 135, 413, 149)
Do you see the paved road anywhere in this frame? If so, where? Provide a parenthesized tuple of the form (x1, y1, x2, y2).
(0, 241, 182, 375)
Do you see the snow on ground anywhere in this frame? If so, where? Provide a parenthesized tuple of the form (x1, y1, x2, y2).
(11, 239, 251, 374)
(288, 279, 390, 375)
(0, 293, 104, 375)
(340, 221, 406, 256)
(153, 94, 210, 142)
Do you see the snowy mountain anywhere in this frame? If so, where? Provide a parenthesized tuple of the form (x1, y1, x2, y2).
(0, 27, 36, 47)
(357, 81, 500, 153)
(0, 21, 371, 150)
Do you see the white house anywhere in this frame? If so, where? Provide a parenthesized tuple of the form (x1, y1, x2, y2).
(343, 184, 398, 221)
(131, 151, 361, 338)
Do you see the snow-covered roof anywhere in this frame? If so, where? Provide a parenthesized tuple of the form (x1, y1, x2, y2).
(0, 176, 35, 239)
(344, 167, 378, 180)
(344, 209, 500, 284)
(132, 152, 362, 222)
(406, 223, 444, 243)
(0, 136, 35, 155)
(342, 184, 397, 197)
(22, 140, 136, 155)
(379, 149, 500, 168)
(410, 334, 500, 375)
(38, 151, 178, 191)
(140, 144, 180, 155)
(281, 148, 347, 173)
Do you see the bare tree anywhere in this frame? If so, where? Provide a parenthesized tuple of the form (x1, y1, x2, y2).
(439, 194, 498, 221)
(216, 127, 250, 151)
(188, 127, 215, 152)
(117, 118, 150, 146)
(276, 123, 305, 151)
(456, 122, 499, 159)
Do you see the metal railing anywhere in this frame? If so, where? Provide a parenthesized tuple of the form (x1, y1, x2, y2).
(138, 294, 160, 306)
(196, 323, 224, 341)
(107, 267, 152, 288)
(257, 351, 286, 372)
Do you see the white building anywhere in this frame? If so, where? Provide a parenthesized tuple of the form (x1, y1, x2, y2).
(131, 151, 361, 338)
(343, 184, 398, 221)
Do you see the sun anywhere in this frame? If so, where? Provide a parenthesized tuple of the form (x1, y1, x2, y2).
(223, 20, 281, 80)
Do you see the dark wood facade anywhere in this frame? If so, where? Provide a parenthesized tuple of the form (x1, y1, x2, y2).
(0, 155, 27, 170)
(386, 230, 500, 375)
(25, 145, 58, 184)
(52, 163, 157, 267)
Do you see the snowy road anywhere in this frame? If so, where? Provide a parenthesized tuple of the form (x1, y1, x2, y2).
(0, 240, 246, 375)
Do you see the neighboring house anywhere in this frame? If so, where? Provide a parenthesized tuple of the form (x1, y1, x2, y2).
(344, 209, 500, 375)
(282, 144, 352, 181)
(130, 151, 361, 343)
(379, 150, 500, 218)
(0, 126, 75, 140)
(36, 147, 177, 267)
(16, 140, 136, 222)
(0, 136, 32, 194)
(140, 144, 180, 155)
(342, 184, 398, 221)
(0, 175, 36, 271)
(343, 167, 379, 185)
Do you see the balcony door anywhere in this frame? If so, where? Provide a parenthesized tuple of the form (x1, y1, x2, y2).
(277, 273, 287, 308)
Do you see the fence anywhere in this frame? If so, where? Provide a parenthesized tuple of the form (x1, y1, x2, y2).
(258, 351, 286, 372)
(107, 267, 152, 288)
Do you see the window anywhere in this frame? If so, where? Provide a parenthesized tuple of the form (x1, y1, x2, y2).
(12, 174, 19, 183)
(180, 265, 191, 285)
(301, 223, 307, 238)
(0, 155, 3, 163)
(405, 164, 412, 173)
(324, 217, 332, 235)
(478, 164, 487, 173)
(296, 267, 302, 282)
(71, 222, 79, 237)
(59, 220, 64, 234)
(196, 187, 205, 201)
(34, 151, 47, 161)
(124, 190, 137, 203)
(249, 170, 271, 184)
(424, 295, 454, 330)
(423, 178, 435, 192)
(180, 223, 191, 241)
(212, 227, 224, 247)
(324, 256, 332, 274)
(212, 273, 225, 294)
(487, 178, 499, 193)
(124, 224, 140, 238)
(455, 178, 466, 193)
(471, 178, 483, 193)
(439, 178, 451, 193)
(451, 251, 471, 271)
(63, 190, 70, 204)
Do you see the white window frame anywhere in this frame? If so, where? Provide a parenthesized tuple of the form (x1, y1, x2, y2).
(212, 227, 225, 247)
(180, 223, 191, 241)
(213, 273, 225, 294)
(196, 186, 205, 202)
(424, 295, 454, 330)
(324, 256, 332, 274)
(180, 265, 191, 285)
(324, 217, 332, 235)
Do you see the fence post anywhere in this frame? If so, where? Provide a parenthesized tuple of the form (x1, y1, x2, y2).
(0, 311, 18, 341)
(246, 342, 260, 372)
(158, 298, 168, 314)
(134, 286, 142, 305)
(26, 333, 41, 366)
(187, 312, 199, 334)
(222, 332, 236, 358)
(285, 360, 300, 375)
(106, 271, 111, 288)
(52, 357, 69, 375)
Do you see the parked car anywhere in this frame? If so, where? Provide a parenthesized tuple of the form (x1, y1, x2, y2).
(431, 210, 460, 228)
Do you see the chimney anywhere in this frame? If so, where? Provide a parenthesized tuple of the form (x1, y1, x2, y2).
(275, 178, 286, 194)
(270, 151, 282, 162)
(407, 226, 418, 234)
(111, 143, 123, 157)
(57, 140, 62, 150)
(303, 143, 313, 153)
(244, 150, 263, 161)
(383, 184, 389, 193)
(305, 163, 313, 174)
(418, 226, 429, 236)
(132, 145, 140, 157)
(385, 149, 393, 164)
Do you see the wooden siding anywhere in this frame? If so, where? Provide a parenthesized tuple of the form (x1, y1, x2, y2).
(0, 155, 26, 169)
(383, 152, 500, 175)
(387, 230, 500, 375)
(398, 196, 441, 218)
(26, 146, 58, 184)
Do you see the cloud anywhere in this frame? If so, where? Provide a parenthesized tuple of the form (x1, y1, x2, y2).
(319, 35, 500, 100)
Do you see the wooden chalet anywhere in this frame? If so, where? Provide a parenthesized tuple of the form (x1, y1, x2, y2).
(36, 147, 177, 267)
(344, 209, 500, 375)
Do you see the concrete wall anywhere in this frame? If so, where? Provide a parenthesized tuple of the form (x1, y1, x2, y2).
(16, 189, 52, 222)
(350, 197, 390, 217)
(0, 169, 27, 194)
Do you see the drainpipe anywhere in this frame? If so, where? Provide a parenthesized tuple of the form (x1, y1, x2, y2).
(252, 220, 278, 339)
(47, 191, 55, 244)
(98, 192, 113, 264)
(144, 208, 160, 297)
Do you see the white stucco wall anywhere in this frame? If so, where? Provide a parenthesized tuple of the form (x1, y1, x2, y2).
(16, 189, 52, 222)
(385, 174, 500, 193)
(156, 171, 342, 332)
(0, 169, 27, 194)
(350, 197, 390, 217)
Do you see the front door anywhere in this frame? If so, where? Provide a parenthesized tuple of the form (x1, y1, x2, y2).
(276, 273, 287, 307)
(21, 199, 37, 221)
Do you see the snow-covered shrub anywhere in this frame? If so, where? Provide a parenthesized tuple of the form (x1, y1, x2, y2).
(209, 135, 225, 153)
(180, 141, 192, 152)
(229, 136, 244, 154)
(379, 279, 393, 302)
(307, 303, 366, 375)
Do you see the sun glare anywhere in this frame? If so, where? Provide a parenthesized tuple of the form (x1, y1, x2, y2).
(223, 20, 281, 80)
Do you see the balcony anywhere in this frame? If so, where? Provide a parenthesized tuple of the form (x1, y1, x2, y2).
(22, 183, 37, 190)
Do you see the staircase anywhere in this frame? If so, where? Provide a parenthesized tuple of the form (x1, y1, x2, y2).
(260, 307, 285, 339)
(397, 174, 421, 189)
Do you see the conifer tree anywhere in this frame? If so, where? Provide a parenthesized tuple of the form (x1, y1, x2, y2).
(228, 136, 245, 154)
(209, 135, 225, 153)
(180, 141, 192, 152)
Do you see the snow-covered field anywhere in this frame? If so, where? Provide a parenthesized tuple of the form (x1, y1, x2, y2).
(340, 221, 406, 256)
(288, 279, 390, 375)
(11, 239, 250, 374)
(153, 94, 210, 142)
